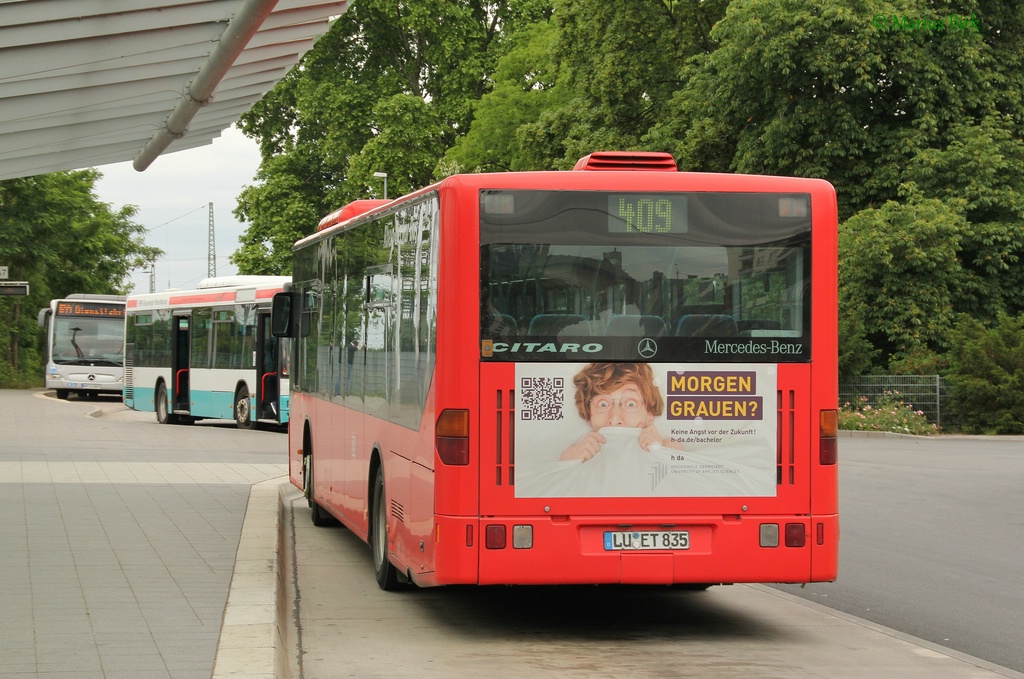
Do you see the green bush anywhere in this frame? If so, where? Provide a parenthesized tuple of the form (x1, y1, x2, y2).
(946, 314, 1024, 434)
(838, 391, 937, 435)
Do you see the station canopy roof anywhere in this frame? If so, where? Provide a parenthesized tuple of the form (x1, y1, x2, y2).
(0, 0, 349, 181)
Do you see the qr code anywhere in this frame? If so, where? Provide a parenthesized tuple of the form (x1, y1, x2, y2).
(520, 377, 564, 421)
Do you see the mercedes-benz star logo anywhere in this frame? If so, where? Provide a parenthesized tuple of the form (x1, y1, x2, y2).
(637, 338, 658, 359)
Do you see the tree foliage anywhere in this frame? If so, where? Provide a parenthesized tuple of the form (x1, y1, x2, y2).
(840, 194, 968, 365)
(233, 0, 549, 273)
(443, 18, 565, 173)
(653, 1, 1023, 215)
(0, 170, 160, 387)
(505, 0, 729, 169)
(947, 314, 1024, 434)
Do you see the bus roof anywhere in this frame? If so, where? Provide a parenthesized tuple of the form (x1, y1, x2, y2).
(197, 275, 291, 289)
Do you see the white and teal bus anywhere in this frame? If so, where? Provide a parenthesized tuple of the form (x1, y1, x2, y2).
(124, 276, 291, 428)
(37, 294, 127, 400)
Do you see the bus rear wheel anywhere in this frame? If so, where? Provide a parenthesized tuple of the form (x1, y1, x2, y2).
(155, 383, 173, 425)
(235, 386, 256, 430)
(304, 450, 334, 527)
(371, 466, 401, 591)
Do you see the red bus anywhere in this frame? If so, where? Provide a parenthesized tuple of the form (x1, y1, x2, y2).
(272, 151, 838, 590)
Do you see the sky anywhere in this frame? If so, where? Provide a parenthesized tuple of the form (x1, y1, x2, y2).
(93, 125, 263, 294)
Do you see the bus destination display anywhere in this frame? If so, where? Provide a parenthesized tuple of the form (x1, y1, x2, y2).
(608, 194, 688, 234)
(57, 302, 126, 318)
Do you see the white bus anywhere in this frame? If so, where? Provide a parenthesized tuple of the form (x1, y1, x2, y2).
(37, 294, 127, 400)
(124, 276, 291, 428)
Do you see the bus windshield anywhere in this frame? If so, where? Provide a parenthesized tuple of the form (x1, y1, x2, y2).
(51, 317, 124, 366)
(480, 190, 811, 363)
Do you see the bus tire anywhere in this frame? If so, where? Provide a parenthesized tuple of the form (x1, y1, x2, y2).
(304, 449, 334, 527)
(234, 386, 256, 430)
(56, 389, 69, 400)
(371, 466, 401, 591)
(155, 383, 173, 425)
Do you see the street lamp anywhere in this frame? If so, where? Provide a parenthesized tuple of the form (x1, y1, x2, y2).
(373, 171, 388, 199)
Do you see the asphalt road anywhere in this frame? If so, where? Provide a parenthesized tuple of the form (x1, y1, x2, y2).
(774, 434, 1024, 673)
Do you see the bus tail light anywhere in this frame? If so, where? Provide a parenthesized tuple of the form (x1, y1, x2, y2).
(436, 409, 470, 465)
(785, 523, 806, 547)
(819, 409, 838, 465)
(485, 524, 506, 549)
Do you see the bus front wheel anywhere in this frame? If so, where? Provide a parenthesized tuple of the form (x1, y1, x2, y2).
(56, 389, 69, 400)
(371, 466, 401, 591)
(234, 386, 256, 430)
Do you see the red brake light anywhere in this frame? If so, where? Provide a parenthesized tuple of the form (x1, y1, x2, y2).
(785, 523, 806, 547)
(485, 524, 506, 549)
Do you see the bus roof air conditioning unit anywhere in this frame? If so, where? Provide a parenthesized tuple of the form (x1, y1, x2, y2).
(572, 151, 678, 172)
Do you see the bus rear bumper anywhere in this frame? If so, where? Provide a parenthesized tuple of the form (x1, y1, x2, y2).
(432, 513, 839, 586)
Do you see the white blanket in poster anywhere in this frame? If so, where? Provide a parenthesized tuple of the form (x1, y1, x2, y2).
(517, 426, 776, 498)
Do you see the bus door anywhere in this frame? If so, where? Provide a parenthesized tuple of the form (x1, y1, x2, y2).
(256, 312, 280, 420)
(172, 314, 190, 412)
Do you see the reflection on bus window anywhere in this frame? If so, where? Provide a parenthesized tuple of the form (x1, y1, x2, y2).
(482, 244, 806, 347)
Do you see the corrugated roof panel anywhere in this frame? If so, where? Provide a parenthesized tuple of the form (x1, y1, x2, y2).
(0, 0, 349, 180)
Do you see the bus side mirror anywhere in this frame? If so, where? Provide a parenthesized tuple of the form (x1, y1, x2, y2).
(271, 292, 297, 338)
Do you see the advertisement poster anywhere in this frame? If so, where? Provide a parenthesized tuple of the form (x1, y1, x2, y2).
(515, 362, 778, 498)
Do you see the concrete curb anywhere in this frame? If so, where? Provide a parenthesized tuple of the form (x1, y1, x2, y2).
(211, 475, 289, 679)
(275, 480, 303, 679)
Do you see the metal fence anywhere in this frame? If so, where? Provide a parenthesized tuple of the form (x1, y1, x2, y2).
(839, 375, 955, 430)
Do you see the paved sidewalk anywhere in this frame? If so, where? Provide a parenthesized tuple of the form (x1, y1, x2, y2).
(0, 389, 285, 679)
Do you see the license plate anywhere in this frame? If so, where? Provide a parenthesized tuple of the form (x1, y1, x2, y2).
(604, 530, 690, 551)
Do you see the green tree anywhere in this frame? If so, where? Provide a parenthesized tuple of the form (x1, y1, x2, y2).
(839, 194, 966, 367)
(0, 170, 160, 387)
(233, 0, 548, 273)
(947, 314, 1024, 434)
(905, 117, 1024, 321)
(841, 115, 1024, 372)
(509, 0, 727, 169)
(838, 310, 877, 381)
(651, 0, 1022, 217)
(443, 18, 565, 173)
